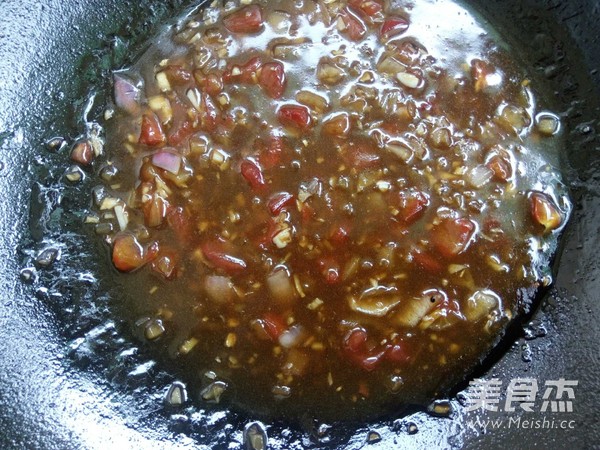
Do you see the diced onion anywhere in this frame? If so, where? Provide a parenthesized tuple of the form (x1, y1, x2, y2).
(113, 73, 141, 114)
(152, 151, 182, 174)
(296, 90, 329, 113)
(395, 289, 445, 327)
(536, 112, 560, 136)
(179, 337, 198, 355)
(114, 204, 129, 231)
(99, 197, 119, 210)
(156, 71, 172, 92)
(349, 286, 401, 317)
(204, 275, 235, 303)
(268, 11, 291, 32)
(386, 142, 413, 162)
(468, 165, 494, 188)
(396, 72, 421, 89)
(377, 56, 405, 74)
(317, 62, 344, 85)
(282, 348, 309, 376)
(186, 88, 202, 109)
(272, 226, 293, 249)
(166, 382, 187, 406)
(201, 381, 227, 403)
(148, 95, 173, 124)
(144, 319, 165, 340)
(267, 268, 296, 303)
(299, 178, 322, 202)
(279, 324, 305, 348)
(464, 289, 502, 322)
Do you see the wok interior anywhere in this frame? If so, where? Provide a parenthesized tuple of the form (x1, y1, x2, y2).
(0, 0, 598, 448)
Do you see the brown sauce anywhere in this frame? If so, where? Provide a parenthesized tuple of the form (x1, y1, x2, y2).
(91, 0, 570, 420)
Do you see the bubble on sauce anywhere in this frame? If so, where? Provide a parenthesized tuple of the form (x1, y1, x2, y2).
(165, 381, 188, 406)
(521, 343, 533, 362)
(366, 430, 382, 444)
(19, 267, 37, 284)
(244, 421, 268, 450)
(35, 247, 60, 268)
(64, 165, 85, 183)
(523, 319, 548, 340)
(200, 381, 228, 404)
(406, 422, 419, 435)
(427, 399, 454, 418)
(45, 136, 66, 152)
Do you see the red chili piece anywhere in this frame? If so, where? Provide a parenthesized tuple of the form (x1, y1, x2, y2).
(200, 240, 247, 275)
(258, 61, 287, 99)
(258, 135, 286, 169)
(411, 249, 444, 274)
(223, 57, 263, 84)
(339, 7, 367, 41)
(241, 159, 266, 190)
(277, 105, 312, 130)
(344, 142, 381, 169)
(261, 312, 286, 341)
(395, 190, 429, 224)
(139, 113, 165, 146)
(167, 207, 194, 244)
(164, 65, 193, 85)
(431, 218, 477, 258)
(380, 17, 409, 39)
(329, 221, 352, 246)
(318, 257, 341, 284)
(112, 234, 147, 272)
(223, 5, 264, 33)
(349, 0, 384, 17)
(268, 192, 294, 215)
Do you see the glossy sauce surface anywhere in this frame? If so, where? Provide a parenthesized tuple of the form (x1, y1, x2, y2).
(94, 0, 570, 420)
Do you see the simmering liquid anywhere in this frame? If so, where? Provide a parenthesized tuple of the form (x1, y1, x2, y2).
(92, 0, 570, 420)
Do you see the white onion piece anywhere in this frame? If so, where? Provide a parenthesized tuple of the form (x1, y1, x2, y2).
(349, 285, 401, 317)
(377, 56, 405, 75)
(279, 325, 305, 348)
(153, 151, 182, 174)
(464, 289, 502, 322)
(204, 275, 235, 303)
(396, 72, 421, 89)
(468, 165, 494, 188)
(420, 306, 464, 331)
(267, 268, 296, 303)
(114, 204, 128, 231)
(268, 11, 292, 33)
(395, 289, 446, 327)
(386, 142, 413, 163)
(113, 73, 141, 114)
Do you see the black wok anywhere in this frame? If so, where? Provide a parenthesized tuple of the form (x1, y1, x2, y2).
(0, 0, 598, 448)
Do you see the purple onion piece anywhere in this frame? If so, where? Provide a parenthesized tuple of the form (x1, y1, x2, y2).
(152, 151, 181, 174)
(113, 73, 141, 114)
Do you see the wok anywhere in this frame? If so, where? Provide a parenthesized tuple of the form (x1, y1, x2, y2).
(0, 0, 598, 448)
